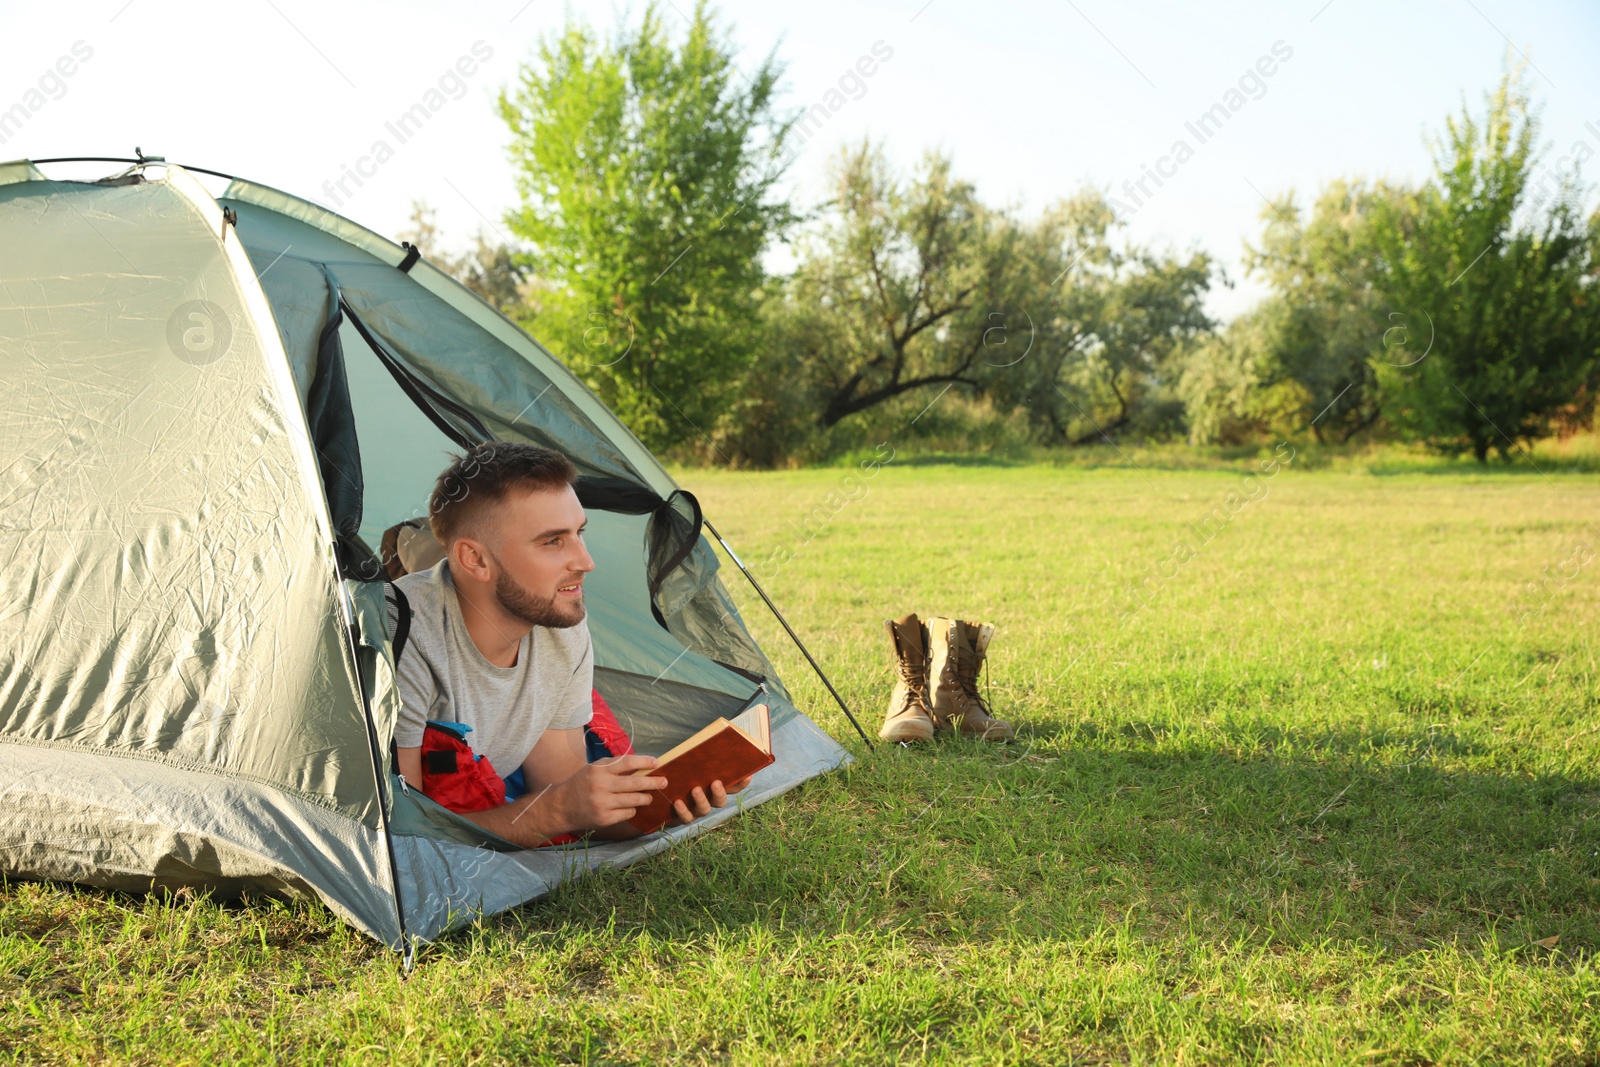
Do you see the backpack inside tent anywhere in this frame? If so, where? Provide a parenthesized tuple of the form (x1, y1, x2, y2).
(0, 158, 851, 951)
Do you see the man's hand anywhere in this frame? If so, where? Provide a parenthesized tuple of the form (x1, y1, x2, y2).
(538, 754, 667, 832)
(669, 774, 754, 826)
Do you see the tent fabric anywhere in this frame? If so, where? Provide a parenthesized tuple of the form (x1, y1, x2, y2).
(0, 162, 849, 949)
(0, 172, 376, 819)
(0, 739, 400, 943)
(0, 161, 46, 187)
(0, 161, 45, 187)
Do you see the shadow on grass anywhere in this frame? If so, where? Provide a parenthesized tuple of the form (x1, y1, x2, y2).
(813, 440, 1600, 477)
(1367, 455, 1600, 477)
(501, 719, 1600, 962)
(878, 453, 1027, 469)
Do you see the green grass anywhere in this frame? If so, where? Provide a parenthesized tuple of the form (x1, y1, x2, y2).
(4, 456, 1599, 1065)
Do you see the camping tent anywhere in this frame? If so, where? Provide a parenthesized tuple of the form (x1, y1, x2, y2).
(0, 158, 851, 953)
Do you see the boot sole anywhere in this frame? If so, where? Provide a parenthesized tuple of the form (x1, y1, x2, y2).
(879, 719, 936, 743)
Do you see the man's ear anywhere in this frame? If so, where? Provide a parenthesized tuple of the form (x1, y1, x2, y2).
(450, 535, 495, 585)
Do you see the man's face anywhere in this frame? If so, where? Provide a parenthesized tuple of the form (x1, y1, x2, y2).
(483, 484, 595, 628)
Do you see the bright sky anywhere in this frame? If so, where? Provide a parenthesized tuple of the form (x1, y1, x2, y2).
(3, 0, 1596, 322)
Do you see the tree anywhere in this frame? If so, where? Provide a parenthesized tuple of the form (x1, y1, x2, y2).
(1179, 179, 1405, 446)
(968, 192, 1112, 445)
(753, 145, 1211, 455)
(1051, 242, 1212, 444)
(499, 1, 794, 450)
(1175, 309, 1279, 445)
(1238, 180, 1412, 442)
(1368, 63, 1599, 461)
(773, 146, 1055, 429)
(982, 191, 1211, 446)
(1175, 293, 1374, 446)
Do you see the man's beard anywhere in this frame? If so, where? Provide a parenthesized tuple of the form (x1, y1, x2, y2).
(491, 560, 585, 629)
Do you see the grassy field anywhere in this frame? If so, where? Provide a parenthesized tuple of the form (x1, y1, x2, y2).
(3, 450, 1598, 1065)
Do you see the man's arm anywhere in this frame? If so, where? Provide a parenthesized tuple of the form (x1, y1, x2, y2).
(397, 730, 666, 849)
(395, 728, 757, 848)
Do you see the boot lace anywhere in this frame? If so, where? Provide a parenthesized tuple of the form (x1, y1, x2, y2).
(892, 658, 928, 715)
(954, 643, 991, 716)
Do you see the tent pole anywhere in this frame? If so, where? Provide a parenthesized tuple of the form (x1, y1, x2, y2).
(702, 519, 873, 748)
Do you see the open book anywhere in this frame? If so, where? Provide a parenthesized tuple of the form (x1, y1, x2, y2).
(627, 704, 774, 834)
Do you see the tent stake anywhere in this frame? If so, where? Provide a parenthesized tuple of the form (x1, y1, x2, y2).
(703, 519, 873, 748)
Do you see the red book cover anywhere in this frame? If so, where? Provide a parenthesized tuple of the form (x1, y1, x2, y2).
(627, 705, 773, 834)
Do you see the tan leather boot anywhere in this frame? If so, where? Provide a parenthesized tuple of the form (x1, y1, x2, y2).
(879, 613, 936, 743)
(927, 616, 1014, 742)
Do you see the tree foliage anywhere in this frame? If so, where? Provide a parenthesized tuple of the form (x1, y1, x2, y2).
(1181, 64, 1599, 458)
(720, 144, 1212, 464)
(1366, 64, 1598, 460)
(1041, 237, 1212, 444)
(498, 1, 794, 449)
(1179, 180, 1404, 444)
(787, 147, 1058, 428)
(476, 8, 1597, 466)
(1251, 181, 1399, 439)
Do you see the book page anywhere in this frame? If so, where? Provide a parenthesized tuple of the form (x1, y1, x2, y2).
(729, 704, 771, 754)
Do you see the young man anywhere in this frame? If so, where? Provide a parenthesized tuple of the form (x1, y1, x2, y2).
(393, 442, 749, 847)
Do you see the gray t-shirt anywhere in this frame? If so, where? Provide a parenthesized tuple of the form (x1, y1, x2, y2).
(390, 560, 593, 777)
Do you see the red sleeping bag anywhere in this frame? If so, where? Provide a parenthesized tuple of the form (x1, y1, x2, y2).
(418, 720, 506, 814)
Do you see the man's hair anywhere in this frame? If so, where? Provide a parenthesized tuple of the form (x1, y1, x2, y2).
(428, 442, 578, 545)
